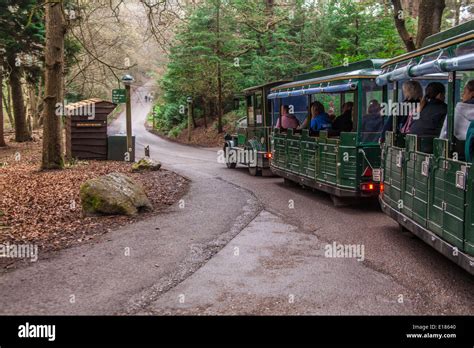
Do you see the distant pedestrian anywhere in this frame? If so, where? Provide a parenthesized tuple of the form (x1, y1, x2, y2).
(145, 95, 148, 102)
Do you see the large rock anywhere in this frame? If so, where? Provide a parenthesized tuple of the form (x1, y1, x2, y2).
(80, 172, 152, 216)
(131, 157, 162, 173)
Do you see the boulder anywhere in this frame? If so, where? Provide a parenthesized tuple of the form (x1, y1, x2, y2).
(80, 172, 152, 216)
(131, 158, 162, 173)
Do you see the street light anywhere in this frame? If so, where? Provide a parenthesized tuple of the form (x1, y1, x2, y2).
(122, 74, 134, 85)
(122, 74, 134, 162)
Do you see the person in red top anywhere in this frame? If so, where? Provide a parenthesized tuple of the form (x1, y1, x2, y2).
(276, 105, 300, 130)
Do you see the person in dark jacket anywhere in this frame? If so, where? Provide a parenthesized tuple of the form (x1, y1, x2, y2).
(362, 100, 383, 131)
(380, 80, 423, 142)
(331, 102, 354, 134)
(409, 82, 447, 137)
(361, 100, 384, 142)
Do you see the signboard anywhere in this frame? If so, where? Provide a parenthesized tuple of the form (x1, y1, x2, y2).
(76, 122, 106, 128)
(112, 89, 126, 104)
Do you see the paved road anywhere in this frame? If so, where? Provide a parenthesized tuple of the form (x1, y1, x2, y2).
(1, 83, 472, 315)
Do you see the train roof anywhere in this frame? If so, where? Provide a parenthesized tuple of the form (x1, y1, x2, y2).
(382, 19, 474, 69)
(271, 60, 385, 93)
(242, 80, 290, 95)
(293, 59, 386, 82)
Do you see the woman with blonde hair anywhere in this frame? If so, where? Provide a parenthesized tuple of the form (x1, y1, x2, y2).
(380, 80, 423, 141)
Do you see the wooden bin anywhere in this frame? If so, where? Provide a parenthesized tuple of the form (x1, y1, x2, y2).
(65, 99, 117, 160)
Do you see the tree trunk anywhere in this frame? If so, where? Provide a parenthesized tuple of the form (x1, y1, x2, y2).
(203, 98, 208, 129)
(8, 62, 32, 142)
(265, 0, 275, 46)
(454, 0, 461, 26)
(42, 1, 65, 170)
(0, 74, 6, 147)
(354, 17, 360, 56)
(415, 0, 446, 48)
(3, 83, 14, 127)
(191, 102, 197, 128)
(216, 0, 223, 134)
(391, 0, 417, 51)
(34, 76, 44, 129)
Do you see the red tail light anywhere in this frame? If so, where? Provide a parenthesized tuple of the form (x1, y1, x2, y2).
(265, 153, 273, 159)
(380, 183, 385, 193)
(361, 183, 377, 192)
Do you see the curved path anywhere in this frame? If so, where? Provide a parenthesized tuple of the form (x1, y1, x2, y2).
(0, 83, 472, 315)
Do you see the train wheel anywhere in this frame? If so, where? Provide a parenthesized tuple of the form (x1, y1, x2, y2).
(225, 147, 237, 169)
(331, 195, 349, 208)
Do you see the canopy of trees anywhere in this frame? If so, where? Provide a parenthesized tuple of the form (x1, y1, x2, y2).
(155, 0, 469, 135)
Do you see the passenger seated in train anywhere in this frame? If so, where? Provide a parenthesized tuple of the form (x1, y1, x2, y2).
(361, 100, 383, 134)
(331, 102, 354, 134)
(308, 101, 332, 132)
(275, 104, 300, 130)
(380, 80, 423, 142)
(408, 82, 447, 137)
(440, 80, 474, 141)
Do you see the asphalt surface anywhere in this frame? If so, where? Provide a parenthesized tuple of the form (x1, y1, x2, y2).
(1, 82, 472, 315)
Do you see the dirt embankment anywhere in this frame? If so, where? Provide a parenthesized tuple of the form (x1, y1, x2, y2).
(149, 112, 243, 148)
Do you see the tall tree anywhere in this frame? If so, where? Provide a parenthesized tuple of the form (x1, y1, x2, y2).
(215, 0, 223, 133)
(7, 55, 32, 142)
(42, 1, 65, 169)
(0, 72, 6, 147)
(416, 0, 446, 48)
(0, 1, 44, 142)
(391, 0, 446, 52)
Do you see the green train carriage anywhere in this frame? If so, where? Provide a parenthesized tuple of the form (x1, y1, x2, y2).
(269, 59, 386, 204)
(224, 81, 288, 176)
(377, 20, 474, 275)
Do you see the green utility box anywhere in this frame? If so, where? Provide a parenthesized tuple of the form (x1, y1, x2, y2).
(107, 135, 136, 162)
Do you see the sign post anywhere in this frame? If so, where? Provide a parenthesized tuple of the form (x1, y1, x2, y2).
(121, 75, 134, 162)
(112, 89, 126, 104)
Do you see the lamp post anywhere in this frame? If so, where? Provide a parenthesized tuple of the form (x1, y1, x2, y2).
(187, 96, 193, 142)
(122, 74, 134, 162)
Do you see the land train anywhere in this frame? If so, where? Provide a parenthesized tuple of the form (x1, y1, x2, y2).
(377, 20, 474, 275)
(223, 20, 474, 274)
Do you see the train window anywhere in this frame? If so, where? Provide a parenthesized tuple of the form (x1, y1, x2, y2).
(360, 80, 384, 143)
(254, 92, 263, 125)
(455, 40, 474, 57)
(315, 93, 341, 119)
(247, 95, 255, 126)
(398, 78, 448, 103)
(273, 96, 308, 129)
(283, 96, 308, 125)
(451, 71, 474, 146)
(272, 99, 280, 127)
